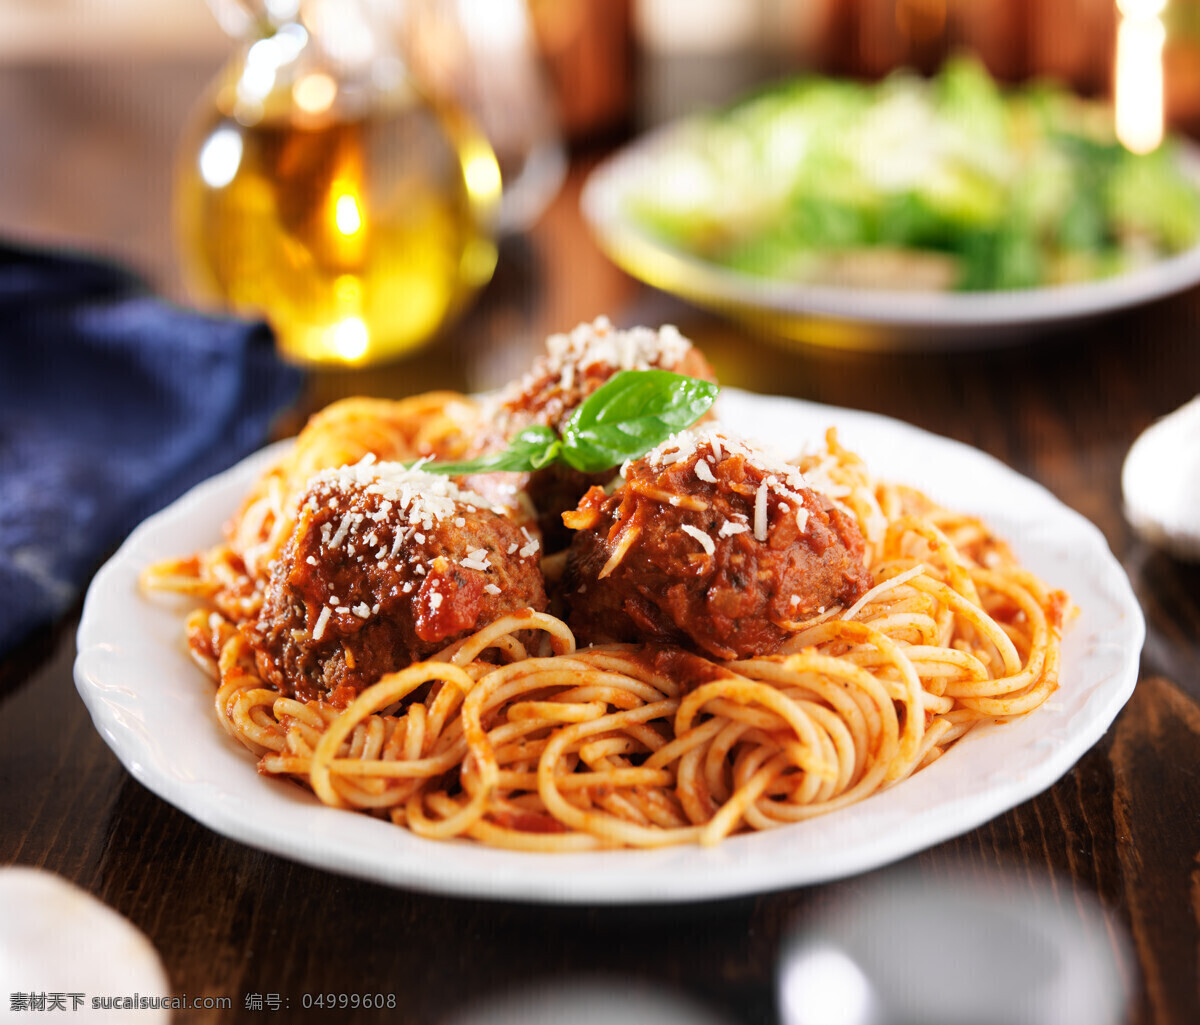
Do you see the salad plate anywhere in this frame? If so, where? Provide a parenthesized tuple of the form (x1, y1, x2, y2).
(581, 62, 1200, 350)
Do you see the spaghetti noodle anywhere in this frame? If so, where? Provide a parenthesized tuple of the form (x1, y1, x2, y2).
(143, 391, 1070, 851)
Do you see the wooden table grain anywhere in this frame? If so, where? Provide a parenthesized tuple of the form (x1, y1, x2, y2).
(1, 57, 1198, 1025)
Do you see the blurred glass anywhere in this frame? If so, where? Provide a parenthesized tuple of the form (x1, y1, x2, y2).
(175, 0, 502, 366)
(778, 869, 1132, 1025)
(444, 977, 735, 1025)
(389, 0, 567, 232)
(528, 0, 636, 141)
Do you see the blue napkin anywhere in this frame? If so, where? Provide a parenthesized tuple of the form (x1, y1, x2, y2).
(0, 242, 304, 654)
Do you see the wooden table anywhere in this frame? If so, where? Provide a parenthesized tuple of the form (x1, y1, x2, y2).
(2, 57, 1198, 1025)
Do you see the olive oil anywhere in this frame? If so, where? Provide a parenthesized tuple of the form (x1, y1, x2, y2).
(175, 67, 500, 365)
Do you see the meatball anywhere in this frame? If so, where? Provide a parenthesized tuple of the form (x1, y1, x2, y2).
(472, 317, 716, 449)
(462, 317, 718, 551)
(243, 459, 546, 706)
(561, 428, 872, 660)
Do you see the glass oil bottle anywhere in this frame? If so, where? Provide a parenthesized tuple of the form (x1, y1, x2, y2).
(175, 0, 501, 365)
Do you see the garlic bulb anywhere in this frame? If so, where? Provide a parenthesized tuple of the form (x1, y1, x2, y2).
(1122, 394, 1200, 561)
(0, 867, 170, 1022)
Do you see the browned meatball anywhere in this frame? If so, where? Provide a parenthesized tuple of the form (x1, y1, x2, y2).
(561, 428, 872, 660)
(243, 459, 546, 706)
(462, 318, 717, 551)
(473, 318, 717, 448)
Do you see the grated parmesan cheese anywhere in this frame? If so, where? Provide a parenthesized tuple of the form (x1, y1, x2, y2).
(312, 606, 331, 641)
(461, 548, 491, 571)
(641, 427, 811, 502)
(330, 512, 353, 548)
(539, 318, 693, 389)
(308, 458, 491, 532)
(518, 527, 540, 558)
(482, 319, 698, 438)
(626, 427, 827, 548)
(680, 524, 716, 555)
(754, 482, 768, 541)
(841, 564, 927, 622)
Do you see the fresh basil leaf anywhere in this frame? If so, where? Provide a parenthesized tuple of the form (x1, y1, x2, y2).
(419, 370, 718, 479)
(419, 425, 561, 476)
(559, 369, 718, 474)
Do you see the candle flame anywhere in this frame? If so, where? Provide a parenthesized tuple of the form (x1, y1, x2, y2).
(1115, 0, 1167, 153)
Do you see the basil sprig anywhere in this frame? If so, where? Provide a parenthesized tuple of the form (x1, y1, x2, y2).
(559, 369, 718, 472)
(422, 369, 719, 477)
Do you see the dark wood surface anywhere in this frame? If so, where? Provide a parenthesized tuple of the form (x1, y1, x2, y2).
(2, 57, 1199, 1025)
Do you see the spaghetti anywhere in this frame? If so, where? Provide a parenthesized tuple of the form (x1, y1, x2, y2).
(143, 391, 1070, 851)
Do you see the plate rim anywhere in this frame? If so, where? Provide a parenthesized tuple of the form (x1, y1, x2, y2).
(73, 391, 1145, 904)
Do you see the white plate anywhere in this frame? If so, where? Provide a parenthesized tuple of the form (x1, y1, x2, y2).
(581, 129, 1200, 350)
(74, 391, 1144, 904)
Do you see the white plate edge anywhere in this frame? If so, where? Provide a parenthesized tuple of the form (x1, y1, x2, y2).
(72, 394, 1146, 904)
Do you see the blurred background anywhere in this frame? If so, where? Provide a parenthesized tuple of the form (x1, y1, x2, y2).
(5, 0, 1200, 275)
(4, 4, 1195, 224)
(5, 0, 1200, 132)
(4, 0, 1200, 373)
